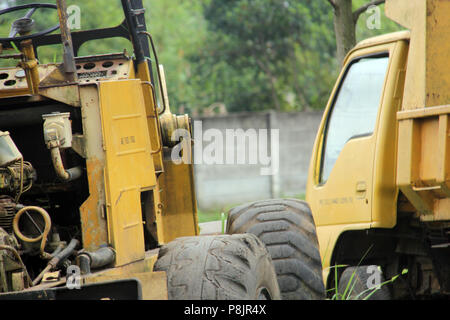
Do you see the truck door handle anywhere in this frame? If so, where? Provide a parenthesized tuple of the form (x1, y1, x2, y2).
(356, 182, 367, 192)
(356, 182, 367, 199)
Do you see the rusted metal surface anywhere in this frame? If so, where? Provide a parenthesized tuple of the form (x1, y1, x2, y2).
(80, 158, 108, 250)
(83, 251, 168, 300)
(75, 54, 133, 84)
(0, 196, 15, 233)
(55, 0, 77, 80)
(78, 86, 108, 251)
(0, 244, 32, 288)
(39, 84, 81, 107)
(18, 40, 40, 94)
(0, 53, 23, 59)
(0, 64, 56, 96)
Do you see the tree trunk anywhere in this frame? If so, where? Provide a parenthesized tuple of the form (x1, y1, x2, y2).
(255, 58, 282, 111)
(332, 0, 356, 66)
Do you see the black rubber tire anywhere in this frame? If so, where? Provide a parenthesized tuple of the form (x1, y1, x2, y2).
(226, 199, 325, 300)
(338, 265, 392, 300)
(153, 234, 281, 300)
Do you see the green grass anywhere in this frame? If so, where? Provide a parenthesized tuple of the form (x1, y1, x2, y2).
(329, 266, 408, 300)
(197, 209, 223, 224)
(197, 205, 235, 224)
(291, 194, 305, 201)
(197, 194, 306, 224)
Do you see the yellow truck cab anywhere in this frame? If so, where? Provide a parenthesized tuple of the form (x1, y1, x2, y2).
(306, 0, 450, 299)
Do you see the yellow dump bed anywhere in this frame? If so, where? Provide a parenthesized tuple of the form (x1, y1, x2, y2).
(387, 0, 450, 221)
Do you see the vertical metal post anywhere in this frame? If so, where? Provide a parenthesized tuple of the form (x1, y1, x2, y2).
(121, 0, 155, 84)
(56, 0, 77, 82)
(267, 111, 281, 199)
(19, 40, 40, 94)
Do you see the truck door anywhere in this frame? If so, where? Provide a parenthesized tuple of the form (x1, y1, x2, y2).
(307, 47, 392, 227)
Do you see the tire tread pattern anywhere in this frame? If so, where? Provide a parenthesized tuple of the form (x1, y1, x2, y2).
(227, 199, 325, 300)
(154, 234, 281, 300)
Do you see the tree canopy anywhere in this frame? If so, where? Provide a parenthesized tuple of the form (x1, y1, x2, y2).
(0, 0, 402, 114)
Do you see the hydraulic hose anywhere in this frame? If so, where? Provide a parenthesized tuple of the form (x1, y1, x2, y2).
(51, 238, 79, 267)
(49, 147, 82, 182)
(12, 206, 52, 259)
(32, 238, 79, 286)
(77, 246, 115, 274)
(49, 243, 64, 259)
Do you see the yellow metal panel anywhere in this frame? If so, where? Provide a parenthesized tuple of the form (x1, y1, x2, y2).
(397, 119, 419, 187)
(307, 43, 396, 229)
(419, 118, 439, 183)
(425, 0, 450, 108)
(386, 0, 426, 110)
(387, 0, 450, 109)
(389, 0, 450, 219)
(354, 31, 410, 52)
(397, 119, 434, 215)
(397, 104, 450, 120)
(85, 271, 168, 300)
(307, 41, 409, 286)
(397, 113, 450, 219)
(437, 115, 450, 190)
(99, 80, 157, 266)
(317, 223, 372, 287)
(157, 159, 199, 244)
(371, 40, 409, 228)
(136, 61, 164, 173)
(308, 136, 374, 227)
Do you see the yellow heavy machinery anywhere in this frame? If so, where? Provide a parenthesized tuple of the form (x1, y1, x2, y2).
(0, 0, 282, 300)
(303, 0, 450, 299)
(228, 0, 450, 300)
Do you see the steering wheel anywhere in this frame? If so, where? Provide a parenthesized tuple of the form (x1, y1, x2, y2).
(0, 3, 59, 46)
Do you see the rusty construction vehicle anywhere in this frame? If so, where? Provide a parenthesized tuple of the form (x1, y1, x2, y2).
(0, 0, 323, 300)
(6, 0, 450, 302)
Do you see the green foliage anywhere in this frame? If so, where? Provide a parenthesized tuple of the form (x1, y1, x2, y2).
(146, 0, 208, 115)
(326, 244, 408, 300)
(0, 0, 405, 113)
(188, 0, 336, 112)
(0, 0, 130, 66)
(329, 265, 408, 300)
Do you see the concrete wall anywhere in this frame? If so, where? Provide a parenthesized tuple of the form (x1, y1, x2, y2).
(193, 111, 323, 210)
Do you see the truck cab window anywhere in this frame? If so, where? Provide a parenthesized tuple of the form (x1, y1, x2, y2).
(320, 55, 389, 184)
